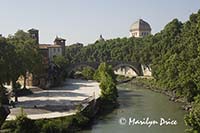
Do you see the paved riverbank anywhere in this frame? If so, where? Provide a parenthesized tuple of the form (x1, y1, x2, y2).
(6, 79, 100, 120)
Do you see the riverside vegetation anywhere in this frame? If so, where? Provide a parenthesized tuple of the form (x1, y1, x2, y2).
(65, 10, 200, 132)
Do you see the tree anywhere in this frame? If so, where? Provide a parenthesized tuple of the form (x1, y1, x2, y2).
(95, 63, 118, 103)
(0, 36, 13, 127)
(52, 55, 68, 84)
(7, 30, 42, 101)
(81, 67, 95, 80)
(185, 95, 200, 133)
(12, 30, 42, 89)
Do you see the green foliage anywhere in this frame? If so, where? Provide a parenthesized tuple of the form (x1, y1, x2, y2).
(185, 95, 200, 133)
(116, 75, 131, 81)
(0, 37, 15, 85)
(39, 114, 86, 133)
(2, 111, 90, 133)
(100, 74, 118, 102)
(150, 10, 200, 102)
(2, 109, 38, 133)
(53, 55, 68, 68)
(95, 63, 118, 103)
(52, 55, 68, 82)
(0, 106, 10, 128)
(1, 120, 16, 132)
(8, 30, 42, 86)
(65, 37, 144, 63)
(15, 115, 37, 133)
(41, 120, 62, 133)
(0, 30, 43, 126)
(81, 67, 95, 80)
(0, 86, 8, 105)
(94, 62, 116, 82)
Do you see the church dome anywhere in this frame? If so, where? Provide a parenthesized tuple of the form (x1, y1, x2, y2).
(130, 19, 151, 32)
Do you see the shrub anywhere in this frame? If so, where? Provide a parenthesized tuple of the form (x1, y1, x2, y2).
(0, 106, 10, 128)
(81, 67, 95, 80)
(41, 120, 61, 133)
(185, 95, 200, 133)
(0, 86, 9, 105)
(39, 113, 89, 133)
(1, 120, 16, 131)
(15, 115, 38, 133)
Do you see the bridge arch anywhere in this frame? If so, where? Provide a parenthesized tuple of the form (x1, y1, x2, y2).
(67, 61, 143, 77)
(113, 63, 140, 76)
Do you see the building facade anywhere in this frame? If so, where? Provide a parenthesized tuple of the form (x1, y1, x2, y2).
(130, 19, 151, 38)
(48, 45, 63, 61)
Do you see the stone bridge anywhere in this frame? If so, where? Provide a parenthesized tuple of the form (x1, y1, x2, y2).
(66, 61, 144, 76)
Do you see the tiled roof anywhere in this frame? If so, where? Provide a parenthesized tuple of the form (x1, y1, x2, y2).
(39, 44, 62, 49)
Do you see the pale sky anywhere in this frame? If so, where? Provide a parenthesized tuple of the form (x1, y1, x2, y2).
(0, 0, 200, 45)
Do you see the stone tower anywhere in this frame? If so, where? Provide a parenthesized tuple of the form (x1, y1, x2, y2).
(54, 36, 66, 56)
(28, 28, 39, 44)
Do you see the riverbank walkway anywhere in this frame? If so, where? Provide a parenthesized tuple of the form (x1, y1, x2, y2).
(6, 79, 100, 120)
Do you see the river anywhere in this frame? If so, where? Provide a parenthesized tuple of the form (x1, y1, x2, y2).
(81, 81, 187, 133)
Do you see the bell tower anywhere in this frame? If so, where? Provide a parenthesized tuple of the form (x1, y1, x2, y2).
(54, 36, 66, 56)
(28, 28, 39, 44)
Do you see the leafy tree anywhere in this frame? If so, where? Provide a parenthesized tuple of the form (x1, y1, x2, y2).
(52, 55, 68, 81)
(81, 67, 95, 80)
(185, 95, 200, 133)
(0, 36, 14, 126)
(9, 30, 42, 89)
(95, 63, 118, 103)
(7, 30, 42, 101)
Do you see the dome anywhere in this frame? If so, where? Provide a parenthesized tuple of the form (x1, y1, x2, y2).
(130, 19, 151, 32)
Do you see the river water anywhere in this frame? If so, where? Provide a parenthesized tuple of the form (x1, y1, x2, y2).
(81, 81, 187, 133)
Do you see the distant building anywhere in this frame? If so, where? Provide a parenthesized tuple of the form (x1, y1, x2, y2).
(39, 43, 63, 62)
(28, 29, 66, 62)
(130, 19, 151, 38)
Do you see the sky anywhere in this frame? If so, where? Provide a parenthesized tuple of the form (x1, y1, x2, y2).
(0, 0, 200, 45)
